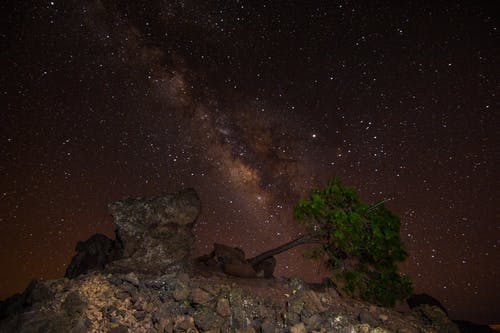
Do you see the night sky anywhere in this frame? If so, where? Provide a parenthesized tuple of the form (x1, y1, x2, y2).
(1, 0, 498, 324)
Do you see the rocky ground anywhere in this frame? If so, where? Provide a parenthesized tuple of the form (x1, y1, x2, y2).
(0, 268, 461, 333)
(0, 189, 472, 332)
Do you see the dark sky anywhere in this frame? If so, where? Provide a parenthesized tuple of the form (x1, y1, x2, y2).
(1, 0, 498, 324)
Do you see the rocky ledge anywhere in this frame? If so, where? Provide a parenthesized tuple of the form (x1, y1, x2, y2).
(0, 189, 466, 333)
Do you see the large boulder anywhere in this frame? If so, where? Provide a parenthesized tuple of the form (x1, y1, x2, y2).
(107, 188, 200, 274)
(407, 293, 448, 315)
(65, 233, 121, 279)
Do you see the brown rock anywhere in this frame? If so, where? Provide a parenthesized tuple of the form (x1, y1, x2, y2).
(173, 282, 189, 301)
(191, 288, 212, 305)
(236, 327, 256, 333)
(216, 298, 231, 317)
(379, 314, 389, 321)
(290, 322, 306, 333)
(174, 315, 196, 331)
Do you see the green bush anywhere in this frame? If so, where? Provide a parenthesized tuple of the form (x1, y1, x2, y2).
(293, 178, 412, 307)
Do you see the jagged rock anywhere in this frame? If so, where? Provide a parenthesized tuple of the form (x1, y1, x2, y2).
(107, 188, 200, 274)
(199, 243, 278, 279)
(261, 318, 278, 333)
(290, 322, 306, 333)
(0, 270, 471, 333)
(62, 291, 86, 315)
(253, 256, 276, 278)
(65, 233, 121, 279)
(191, 288, 212, 305)
(216, 297, 231, 317)
(24, 280, 53, 306)
(412, 304, 460, 333)
(359, 310, 379, 327)
(407, 293, 448, 315)
(173, 315, 197, 331)
(122, 272, 140, 287)
(172, 282, 190, 301)
(193, 308, 223, 331)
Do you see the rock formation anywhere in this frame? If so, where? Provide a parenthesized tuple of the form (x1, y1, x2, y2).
(406, 293, 448, 315)
(64, 188, 201, 278)
(65, 233, 121, 279)
(198, 243, 276, 278)
(107, 187, 200, 274)
(0, 188, 468, 333)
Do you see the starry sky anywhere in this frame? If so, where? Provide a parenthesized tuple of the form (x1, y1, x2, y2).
(1, 0, 498, 324)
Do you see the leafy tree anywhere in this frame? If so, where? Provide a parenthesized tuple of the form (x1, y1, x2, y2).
(249, 177, 412, 307)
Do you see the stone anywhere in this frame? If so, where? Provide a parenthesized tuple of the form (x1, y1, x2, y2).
(107, 188, 200, 274)
(174, 315, 197, 331)
(123, 272, 140, 287)
(205, 243, 257, 278)
(62, 291, 86, 315)
(173, 282, 190, 301)
(191, 288, 212, 305)
(65, 233, 121, 279)
(194, 308, 223, 331)
(305, 313, 323, 330)
(407, 293, 448, 315)
(23, 280, 53, 305)
(359, 310, 379, 327)
(109, 325, 129, 333)
(378, 314, 389, 322)
(216, 297, 231, 317)
(354, 323, 371, 333)
(134, 310, 147, 321)
(412, 305, 459, 333)
(252, 256, 276, 278)
(290, 322, 306, 333)
(261, 319, 278, 333)
(236, 328, 256, 333)
(70, 319, 89, 333)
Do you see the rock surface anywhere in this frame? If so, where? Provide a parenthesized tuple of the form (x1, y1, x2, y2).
(0, 271, 462, 333)
(108, 188, 200, 274)
(65, 233, 121, 279)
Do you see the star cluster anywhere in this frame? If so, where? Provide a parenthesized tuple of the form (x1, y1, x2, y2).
(1, 0, 498, 324)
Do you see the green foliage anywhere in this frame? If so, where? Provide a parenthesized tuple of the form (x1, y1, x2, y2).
(294, 178, 412, 307)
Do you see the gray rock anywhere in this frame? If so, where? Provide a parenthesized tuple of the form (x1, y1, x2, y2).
(107, 189, 200, 274)
(172, 282, 190, 301)
(62, 291, 86, 315)
(122, 272, 140, 287)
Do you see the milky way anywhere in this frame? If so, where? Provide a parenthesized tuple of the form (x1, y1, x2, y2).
(1, 0, 498, 323)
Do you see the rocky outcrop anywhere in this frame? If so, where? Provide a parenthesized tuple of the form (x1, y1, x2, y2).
(0, 188, 466, 333)
(65, 233, 121, 279)
(407, 293, 448, 315)
(107, 188, 200, 274)
(65, 188, 200, 277)
(198, 243, 277, 278)
(0, 271, 461, 333)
